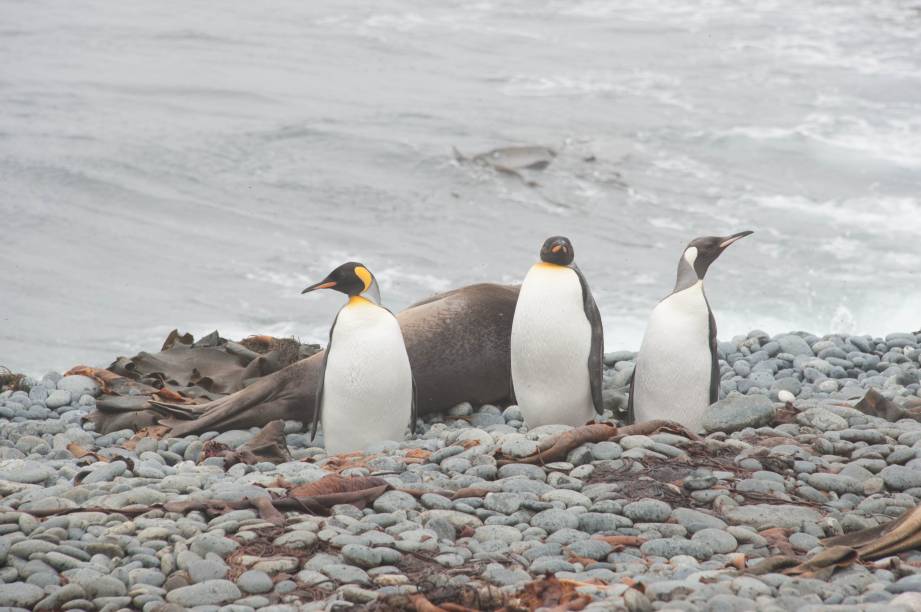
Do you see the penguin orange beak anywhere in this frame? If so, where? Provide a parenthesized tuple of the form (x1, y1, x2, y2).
(551, 244, 563, 253)
(719, 230, 754, 250)
(301, 280, 337, 294)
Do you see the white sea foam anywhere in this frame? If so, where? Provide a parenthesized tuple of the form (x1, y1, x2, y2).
(830, 305, 858, 336)
(648, 217, 683, 231)
(502, 71, 693, 110)
(375, 268, 453, 294)
(749, 195, 921, 235)
(817, 237, 862, 261)
(717, 112, 921, 169)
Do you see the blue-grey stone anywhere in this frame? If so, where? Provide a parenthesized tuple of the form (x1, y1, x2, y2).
(322, 564, 371, 586)
(166, 579, 241, 606)
(57, 375, 101, 398)
(624, 499, 672, 522)
(640, 537, 711, 560)
(531, 508, 579, 533)
(691, 528, 737, 553)
(45, 389, 72, 409)
(776, 335, 813, 357)
(702, 395, 774, 433)
(236, 570, 273, 594)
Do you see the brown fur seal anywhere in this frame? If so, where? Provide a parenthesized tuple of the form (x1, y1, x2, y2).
(124, 283, 519, 437)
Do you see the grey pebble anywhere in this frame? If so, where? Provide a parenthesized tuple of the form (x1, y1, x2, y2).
(323, 564, 372, 586)
(165, 579, 241, 606)
(641, 537, 712, 560)
(236, 570, 273, 594)
(702, 395, 775, 433)
(691, 528, 737, 553)
(624, 498, 672, 522)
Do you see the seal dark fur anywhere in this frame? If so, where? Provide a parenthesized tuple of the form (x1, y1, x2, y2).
(104, 283, 520, 436)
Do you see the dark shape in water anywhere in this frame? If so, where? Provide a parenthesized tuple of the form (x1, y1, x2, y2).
(453, 145, 556, 187)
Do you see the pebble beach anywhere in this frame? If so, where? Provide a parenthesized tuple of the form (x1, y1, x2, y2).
(3, 330, 921, 611)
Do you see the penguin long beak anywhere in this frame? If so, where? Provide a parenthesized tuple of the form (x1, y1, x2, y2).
(719, 230, 754, 250)
(301, 280, 337, 294)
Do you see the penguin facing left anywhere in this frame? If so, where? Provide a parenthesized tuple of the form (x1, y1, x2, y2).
(302, 262, 415, 455)
(510, 236, 604, 428)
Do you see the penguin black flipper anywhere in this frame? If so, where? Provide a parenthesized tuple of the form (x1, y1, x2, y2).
(410, 374, 418, 435)
(310, 313, 339, 442)
(573, 265, 605, 416)
(708, 305, 720, 404)
(626, 367, 637, 425)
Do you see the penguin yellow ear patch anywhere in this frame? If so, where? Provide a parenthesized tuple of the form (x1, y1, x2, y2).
(354, 266, 373, 292)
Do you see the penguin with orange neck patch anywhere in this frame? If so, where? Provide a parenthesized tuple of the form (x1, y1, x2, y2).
(302, 262, 415, 454)
(511, 236, 604, 428)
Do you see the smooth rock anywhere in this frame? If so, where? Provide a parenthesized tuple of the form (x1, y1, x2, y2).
(702, 395, 775, 433)
(691, 528, 738, 553)
(237, 570, 273, 594)
(0, 582, 45, 607)
(57, 375, 101, 398)
(640, 537, 711, 560)
(721, 504, 821, 529)
(372, 491, 417, 513)
(880, 465, 921, 491)
(531, 508, 579, 533)
(323, 564, 371, 586)
(166, 580, 241, 606)
(624, 499, 672, 523)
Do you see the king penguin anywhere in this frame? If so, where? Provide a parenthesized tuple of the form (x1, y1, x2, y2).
(302, 262, 415, 455)
(628, 231, 753, 431)
(511, 236, 604, 428)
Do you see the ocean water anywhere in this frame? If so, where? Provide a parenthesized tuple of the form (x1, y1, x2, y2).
(2, 0, 921, 375)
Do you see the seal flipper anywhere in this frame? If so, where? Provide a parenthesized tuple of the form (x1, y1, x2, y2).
(574, 265, 605, 416)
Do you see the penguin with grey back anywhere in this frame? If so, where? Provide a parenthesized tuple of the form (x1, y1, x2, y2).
(511, 236, 604, 428)
(628, 231, 753, 432)
(302, 262, 416, 455)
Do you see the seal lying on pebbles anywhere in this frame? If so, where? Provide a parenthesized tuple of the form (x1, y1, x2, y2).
(301, 262, 415, 454)
(629, 231, 753, 431)
(129, 283, 520, 437)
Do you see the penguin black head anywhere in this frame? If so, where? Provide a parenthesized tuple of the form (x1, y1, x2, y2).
(676, 230, 753, 289)
(539, 236, 575, 266)
(302, 262, 382, 304)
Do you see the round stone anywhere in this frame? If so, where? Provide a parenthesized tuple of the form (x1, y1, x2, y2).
(530, 508, 579, 533)
(473, 525, 522, 544)
(372, 490, 417, 513)
(623, 499, 672, 522)
(702, 395, 775, 433)
(691, 528, 738, 553)
(237, 570, 273, 594)
(341, 544, 383, 569)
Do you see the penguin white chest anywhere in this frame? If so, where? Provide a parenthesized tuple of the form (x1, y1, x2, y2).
(321, 300, 413, 455)
(634, 282, 713, 431)
(511, 264, 593, 428)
